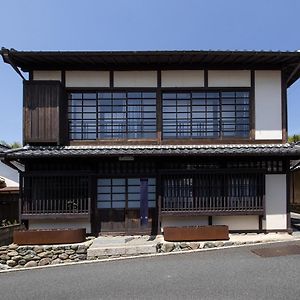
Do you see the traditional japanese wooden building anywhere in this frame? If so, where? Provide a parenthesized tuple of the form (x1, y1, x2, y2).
(1, 48, 300, 235)
(290, 159, 300, 213)
(0, 144, 21, 223)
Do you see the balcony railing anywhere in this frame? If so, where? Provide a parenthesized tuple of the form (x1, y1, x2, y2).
(21, 198, 91, 218)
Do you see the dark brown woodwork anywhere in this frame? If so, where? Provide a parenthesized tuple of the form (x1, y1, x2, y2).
(160, 171, 265, 215)
(69, 139, 283, 146)
(109, 70, 114, 88)
(21, 173, 91, 218)
(23, 80, 66, 145)
(250, 70, 255, 140)
(157, 70, 162, 142)
(163, 225, 229, 241)
(281, 71, 288, 143)
(204, 69, 208, 87)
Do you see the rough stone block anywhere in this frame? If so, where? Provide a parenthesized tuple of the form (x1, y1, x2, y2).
(38, 258, 51, 266)
(7, 251, 18, 257)
(24, 261, 37, 268)
(7, 260, 17, 267)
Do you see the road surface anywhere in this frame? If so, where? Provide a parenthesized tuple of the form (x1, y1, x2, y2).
(1, 241, 300, 300)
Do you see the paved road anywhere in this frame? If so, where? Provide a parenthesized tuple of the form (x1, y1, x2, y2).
(1, 241, 300, 300)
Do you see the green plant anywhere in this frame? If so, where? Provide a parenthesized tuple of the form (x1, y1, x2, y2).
(1, 219, 18, 227)
(0, 140, 21, 149)
(288, 134, 300, 143)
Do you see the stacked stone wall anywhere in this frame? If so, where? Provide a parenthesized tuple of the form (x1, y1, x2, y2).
(0, 239, 93, 270)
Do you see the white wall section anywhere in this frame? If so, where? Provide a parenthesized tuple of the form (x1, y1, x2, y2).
(114, 71, 157, 87)
(161, 216, 208, 231)
(29, 219, 91, 233)
(212, 216, 259, 230)
(161, 70, 204, 87)
(33, 71, 61, 81)
(66, 71, 109, 87)
(255, 70, 282, 140)
(0, 162, 19, 184)
(265, 174, 287, 230)
(208, 70, 251, 87)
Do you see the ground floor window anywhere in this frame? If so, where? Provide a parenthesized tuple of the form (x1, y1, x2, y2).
(21, 175, 90, 215)
(161, 172, 264, 214)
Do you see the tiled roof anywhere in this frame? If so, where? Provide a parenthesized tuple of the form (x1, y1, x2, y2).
(4, 143, 300, 159)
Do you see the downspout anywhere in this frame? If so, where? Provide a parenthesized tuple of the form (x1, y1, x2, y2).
(1, 47, 26, 80)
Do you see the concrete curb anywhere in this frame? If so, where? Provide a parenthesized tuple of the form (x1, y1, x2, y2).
(1, 237, 300, 274)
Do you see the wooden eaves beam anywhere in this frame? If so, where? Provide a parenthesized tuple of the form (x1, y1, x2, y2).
(286, 61, 300, 86)
(1, 47, 26, 81)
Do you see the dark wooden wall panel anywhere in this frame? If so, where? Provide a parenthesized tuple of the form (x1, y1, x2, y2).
(23, 81, 65, 145)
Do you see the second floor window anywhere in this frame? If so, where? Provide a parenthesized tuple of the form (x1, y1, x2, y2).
(162, 91, 250, 138)
(68, 92, 157, 140)
(68, 90, 249, 141)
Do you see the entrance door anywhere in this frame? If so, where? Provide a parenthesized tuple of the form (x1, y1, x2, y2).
(97, 177, 156, 234)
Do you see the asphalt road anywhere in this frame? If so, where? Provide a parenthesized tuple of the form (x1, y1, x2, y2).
(1, 241, 300, 300)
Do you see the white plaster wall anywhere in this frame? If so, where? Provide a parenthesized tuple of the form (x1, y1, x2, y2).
(33, 71, 61, 81)
(114, 71, 157, 87)
(212, 215, 259, 230)
(255, 70, 282, 140)
(208, 70, 251, 87)
(161, 216, 208, 231)
(0, 162, 19, 185)
(66, 71, 109, 87)
(265, 174, 287, 230)
(29, 219, 91, 234)
(161, 70, 204, 87)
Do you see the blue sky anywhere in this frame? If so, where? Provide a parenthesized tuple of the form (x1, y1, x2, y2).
(0, 0, 300, 143)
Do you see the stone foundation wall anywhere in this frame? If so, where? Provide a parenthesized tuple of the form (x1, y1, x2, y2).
(156, 239, 263, 253)
(0, 239, 94, 270)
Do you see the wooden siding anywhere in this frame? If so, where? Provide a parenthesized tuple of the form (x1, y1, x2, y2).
(23, 81, 66, 145)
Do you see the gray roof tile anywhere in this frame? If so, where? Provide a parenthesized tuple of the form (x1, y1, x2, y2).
(4, 143, 300, 159)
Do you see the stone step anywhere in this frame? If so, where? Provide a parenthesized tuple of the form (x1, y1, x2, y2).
(87, 244, 157, 259)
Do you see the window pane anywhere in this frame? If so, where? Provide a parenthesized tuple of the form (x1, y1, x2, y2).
(97, 202, 111, 209)
(112, 201, 125, 208)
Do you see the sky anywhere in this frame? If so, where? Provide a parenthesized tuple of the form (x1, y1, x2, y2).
(0, 0, 300, 144)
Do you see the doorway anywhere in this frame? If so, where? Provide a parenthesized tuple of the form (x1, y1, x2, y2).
(96, 177, 157, 234)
